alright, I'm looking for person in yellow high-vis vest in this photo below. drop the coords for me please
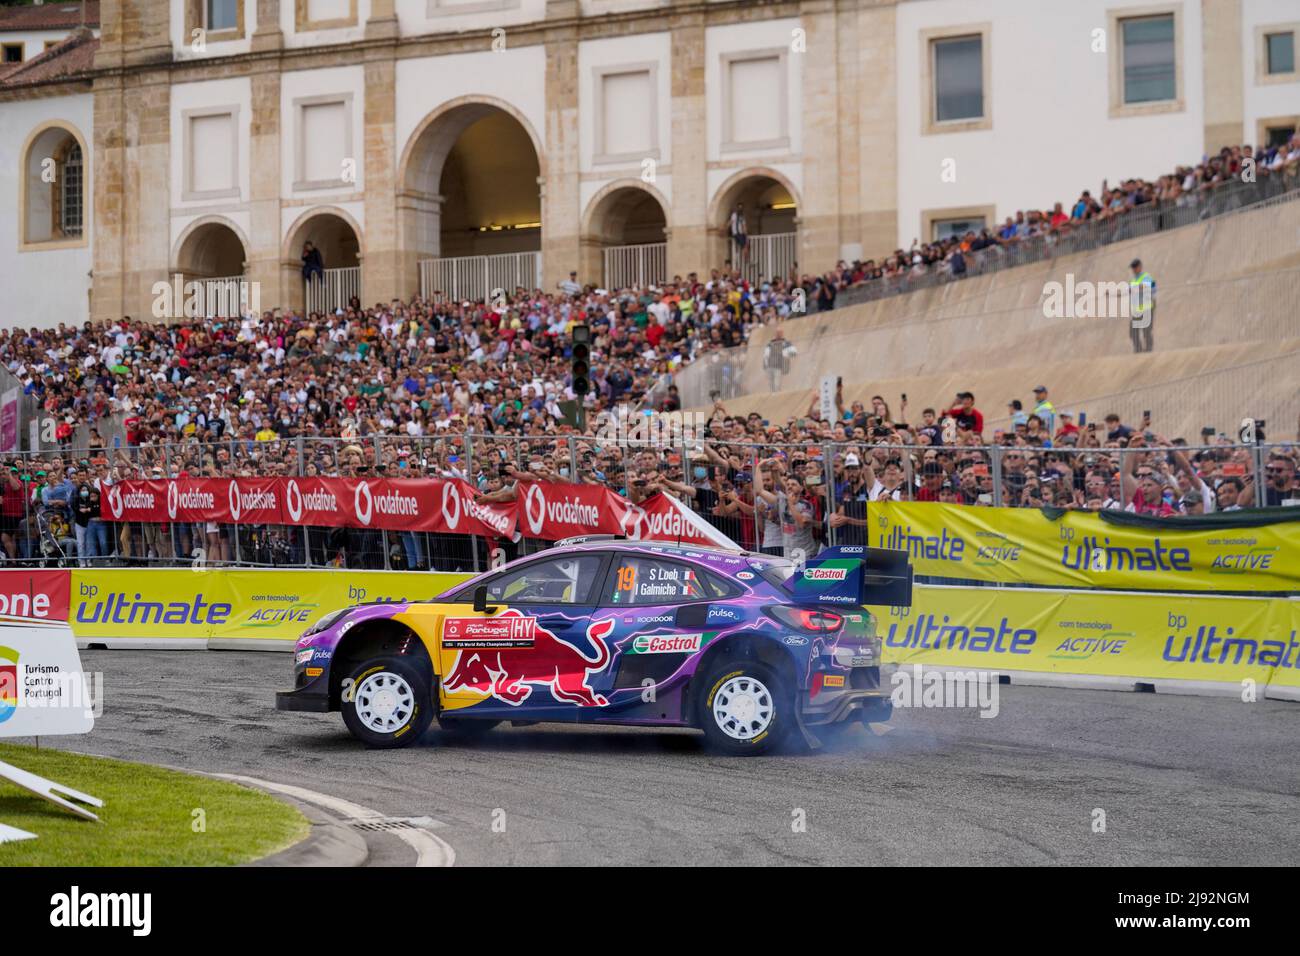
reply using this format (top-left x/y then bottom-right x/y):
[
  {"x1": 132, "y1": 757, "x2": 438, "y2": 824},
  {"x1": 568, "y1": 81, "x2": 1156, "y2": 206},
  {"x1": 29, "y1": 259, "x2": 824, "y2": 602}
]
[{"x1": 1128, "y1": 258, "x2": 1156, "y2": 353}]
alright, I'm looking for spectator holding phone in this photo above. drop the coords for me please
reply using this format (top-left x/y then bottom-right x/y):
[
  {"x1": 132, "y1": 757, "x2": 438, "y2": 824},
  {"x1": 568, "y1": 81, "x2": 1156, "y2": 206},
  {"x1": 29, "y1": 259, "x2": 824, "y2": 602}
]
[
  {"x1": 753, "y1": 464, "x2": 817, "y2": 560},
  {"x1": 945, "y1": 392, "x2": 984, "y2": 437}
]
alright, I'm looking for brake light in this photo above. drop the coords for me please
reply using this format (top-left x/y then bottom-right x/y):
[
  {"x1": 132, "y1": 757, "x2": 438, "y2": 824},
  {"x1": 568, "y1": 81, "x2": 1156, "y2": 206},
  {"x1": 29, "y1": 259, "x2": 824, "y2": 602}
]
[{"x1": 767, "y1": 605, "x2": 844, "y2": 633}]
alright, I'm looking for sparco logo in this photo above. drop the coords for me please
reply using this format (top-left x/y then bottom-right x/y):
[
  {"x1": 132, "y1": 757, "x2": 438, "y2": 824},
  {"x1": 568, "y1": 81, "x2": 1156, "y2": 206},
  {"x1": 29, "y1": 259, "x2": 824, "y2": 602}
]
[
  {"x1": 441, "y1": 481, "x2": 461, "y2": 530},
  {"x1": 522, "y1": 484, "x2": 600, "y2": 536},
  {"x1": 803, "y1": 567, "x2": 848, "y2": 581}
]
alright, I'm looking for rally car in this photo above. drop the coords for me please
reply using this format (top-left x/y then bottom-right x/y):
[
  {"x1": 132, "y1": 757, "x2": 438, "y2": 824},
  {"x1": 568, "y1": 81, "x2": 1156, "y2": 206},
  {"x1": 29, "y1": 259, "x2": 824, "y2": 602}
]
[{"x1": 276, "y1": 538, "x2": 913, "y2": 755}]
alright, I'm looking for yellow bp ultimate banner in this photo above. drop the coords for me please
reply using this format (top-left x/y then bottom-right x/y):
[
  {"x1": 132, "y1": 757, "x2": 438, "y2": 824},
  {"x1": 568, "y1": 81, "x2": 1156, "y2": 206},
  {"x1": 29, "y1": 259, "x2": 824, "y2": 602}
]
[
  {"x1": 867, "y1": 586, "x2": 1300, "y2": 691},
  {"x1": 68, "y1": 569, "x2": 471, "y2": 642},
  {"x1": 867, "y1": 501, "x2": 1300, "y2": 592}
]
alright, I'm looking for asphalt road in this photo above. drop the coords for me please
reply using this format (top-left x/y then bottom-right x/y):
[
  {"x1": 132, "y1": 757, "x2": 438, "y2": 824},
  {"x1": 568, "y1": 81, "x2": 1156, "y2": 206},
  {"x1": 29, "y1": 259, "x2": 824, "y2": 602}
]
[{"x1": 38, "y1": 649, "x2": 1300, "y2": 866}]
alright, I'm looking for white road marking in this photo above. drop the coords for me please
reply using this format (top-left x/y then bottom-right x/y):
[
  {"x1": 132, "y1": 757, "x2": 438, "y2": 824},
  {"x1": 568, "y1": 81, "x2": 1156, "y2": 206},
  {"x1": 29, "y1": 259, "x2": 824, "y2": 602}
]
[{"x1": 215, "y1": 773, "x2": 456, "y2": 867}]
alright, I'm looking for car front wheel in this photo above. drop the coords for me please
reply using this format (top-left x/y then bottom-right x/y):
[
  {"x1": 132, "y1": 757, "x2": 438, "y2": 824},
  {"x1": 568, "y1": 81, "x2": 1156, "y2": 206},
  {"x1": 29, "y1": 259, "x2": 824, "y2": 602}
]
[
  {"x1": 341, "y1": 656, "x2": 432, "y2": 749},
  {"x1": 697, "y1": 660, "x2": 793, "y2": 756}
]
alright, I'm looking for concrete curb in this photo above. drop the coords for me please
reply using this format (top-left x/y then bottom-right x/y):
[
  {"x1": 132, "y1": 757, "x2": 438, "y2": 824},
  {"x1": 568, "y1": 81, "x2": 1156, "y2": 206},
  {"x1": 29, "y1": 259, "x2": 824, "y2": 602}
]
[
  {"x1": 182, "y1": 769, "x2": 369, "y2": 868},
  {"x1": 248, "y1": 795, "x2": 368, "y2": 868}
]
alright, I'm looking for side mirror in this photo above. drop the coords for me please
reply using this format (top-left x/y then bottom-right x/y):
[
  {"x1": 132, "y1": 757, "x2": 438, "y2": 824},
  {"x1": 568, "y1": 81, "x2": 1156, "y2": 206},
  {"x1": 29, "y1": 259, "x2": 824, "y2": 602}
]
[{"x1": 472, "y1": 585, "x2": 498, "y2": 614}]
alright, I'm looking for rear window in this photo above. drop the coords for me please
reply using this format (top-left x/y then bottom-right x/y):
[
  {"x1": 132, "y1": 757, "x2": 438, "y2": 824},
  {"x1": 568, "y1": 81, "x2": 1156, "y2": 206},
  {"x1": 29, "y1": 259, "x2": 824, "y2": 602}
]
[{"x1": 757, "y1": 559, "x2": 795, "y2": 589}]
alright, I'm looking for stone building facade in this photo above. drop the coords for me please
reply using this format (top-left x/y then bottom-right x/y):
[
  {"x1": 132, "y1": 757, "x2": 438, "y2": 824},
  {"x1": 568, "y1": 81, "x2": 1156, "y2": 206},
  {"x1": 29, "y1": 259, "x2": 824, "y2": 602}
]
[{"x1": 1, "y1": 0, "x2": 1296, "y2": 325}]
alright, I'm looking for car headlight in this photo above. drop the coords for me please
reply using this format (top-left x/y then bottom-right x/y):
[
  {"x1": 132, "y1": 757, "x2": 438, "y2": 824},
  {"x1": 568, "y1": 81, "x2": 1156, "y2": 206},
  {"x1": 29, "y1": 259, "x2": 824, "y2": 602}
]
[{"x1": 305, "y1": 607, "x2": 350, "y2": 637}]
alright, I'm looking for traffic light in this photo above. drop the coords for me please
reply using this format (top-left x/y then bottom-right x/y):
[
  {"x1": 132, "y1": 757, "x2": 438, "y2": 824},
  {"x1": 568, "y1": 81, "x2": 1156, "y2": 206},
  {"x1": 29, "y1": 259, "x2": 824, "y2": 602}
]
[{"x1": 571, "y1": 323, "x2": 591, "y2": 397}]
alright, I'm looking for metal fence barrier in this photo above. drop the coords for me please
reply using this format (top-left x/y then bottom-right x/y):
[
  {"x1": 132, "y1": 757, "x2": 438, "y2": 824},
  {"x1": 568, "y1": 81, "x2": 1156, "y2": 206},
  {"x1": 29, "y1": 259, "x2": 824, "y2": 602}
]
[{"x1": 1, "y1": 435, "x2": 1294, "y2": 572}]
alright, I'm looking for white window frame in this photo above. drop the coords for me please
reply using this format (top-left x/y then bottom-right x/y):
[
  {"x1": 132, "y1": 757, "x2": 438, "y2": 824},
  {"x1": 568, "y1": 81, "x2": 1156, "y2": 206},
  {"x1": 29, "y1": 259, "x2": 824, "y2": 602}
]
[
  {"x1": 425, "y1": 0, "x2": 520, "y2": 17},
  {"x1": 293, "y1": 93, "x2": 356, "y2": 192},
  {"x1": 920, "y1": 24, "x2": 992, "y2": 135},
  {"x1": 1108, "y1": 4, "x2": 1184, "y2": 118},
  {"x1": 1255, "y1": 23, "x2": 1299, "y2": 85},
  {"x1": 182, "y1": 105, "x2": 242, "y2": 202},
  {"x1": 720, "y1": 48, "x2": 790, "y2": 153},
  {"x1": 592, "y1": 62, "x2": 660, "y2": 166}
]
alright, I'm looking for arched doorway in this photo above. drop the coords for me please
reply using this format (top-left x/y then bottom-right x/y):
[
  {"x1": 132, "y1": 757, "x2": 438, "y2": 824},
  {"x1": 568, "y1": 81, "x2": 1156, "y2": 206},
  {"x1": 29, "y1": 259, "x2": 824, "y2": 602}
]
[
  {"x1": 710, "y1": 171, "x2": 799, "y2": 283},
  {"x1": 400, "y1": 100, "x2": 542, "y2": 302},
  {"x1": 20, "y1": 123, "x2": 88, "y2": 246},
  {"x1": 285, "y1": 209, "x2": 362, "y2": 315},
  {"x1": 176, "y1": 221, "x2": 246, "y2": 278},
  {"x1": 582, "y1": 183, "x2": 669, "y2": 289},
  {"x1": 174, "y1": 219, "x2": 250, "y2": 318}
]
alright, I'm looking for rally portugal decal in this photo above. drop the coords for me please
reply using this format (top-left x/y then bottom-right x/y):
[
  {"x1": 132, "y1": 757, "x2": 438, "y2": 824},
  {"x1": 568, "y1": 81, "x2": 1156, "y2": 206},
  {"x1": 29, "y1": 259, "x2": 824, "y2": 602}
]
[
  {"x1": 444, "y1": 616, "x2": 539, "y2": 649},
  {"x1": 442, "y1": 612, "x2": 615, "y2": 707}
]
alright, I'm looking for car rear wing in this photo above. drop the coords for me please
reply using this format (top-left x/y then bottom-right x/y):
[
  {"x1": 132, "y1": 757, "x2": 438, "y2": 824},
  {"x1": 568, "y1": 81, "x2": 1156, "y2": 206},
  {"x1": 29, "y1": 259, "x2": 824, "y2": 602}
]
[{"x1": 780, "y1": 546, "x2": 913, "y2": 608}]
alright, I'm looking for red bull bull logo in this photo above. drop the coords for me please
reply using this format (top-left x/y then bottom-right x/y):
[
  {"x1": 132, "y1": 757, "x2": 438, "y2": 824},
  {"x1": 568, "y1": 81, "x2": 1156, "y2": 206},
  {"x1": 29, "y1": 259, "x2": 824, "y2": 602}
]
[{"x1": 442, "y1": 612, "x2": 614, "y2": 707}]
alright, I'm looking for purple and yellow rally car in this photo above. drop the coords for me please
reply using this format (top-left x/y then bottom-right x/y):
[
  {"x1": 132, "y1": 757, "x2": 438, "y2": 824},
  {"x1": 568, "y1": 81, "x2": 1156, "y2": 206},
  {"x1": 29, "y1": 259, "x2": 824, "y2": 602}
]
[{"x1": 276, "y1": 538, "x2": 912, "y2": 755}]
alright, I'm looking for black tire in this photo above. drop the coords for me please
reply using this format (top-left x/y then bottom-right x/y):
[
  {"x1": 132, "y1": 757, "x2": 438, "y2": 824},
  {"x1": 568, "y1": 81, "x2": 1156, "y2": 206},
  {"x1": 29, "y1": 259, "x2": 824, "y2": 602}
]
[
  {"x1": 696, "y1": 659, "x2": 794, "y2": 756},
  {"x1": 437, "y1": 715, "x2": 502, "y2": 737},
  {"x1": 341, "y1": 656, "x2": 432, "y2": 749}
]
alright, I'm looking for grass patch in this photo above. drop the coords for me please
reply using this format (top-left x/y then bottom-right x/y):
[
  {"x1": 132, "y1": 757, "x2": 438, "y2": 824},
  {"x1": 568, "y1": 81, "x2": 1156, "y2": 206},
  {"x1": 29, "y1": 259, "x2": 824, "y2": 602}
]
[{"x1": 0, "y1": 743, "x2": 309, "y2": 866}]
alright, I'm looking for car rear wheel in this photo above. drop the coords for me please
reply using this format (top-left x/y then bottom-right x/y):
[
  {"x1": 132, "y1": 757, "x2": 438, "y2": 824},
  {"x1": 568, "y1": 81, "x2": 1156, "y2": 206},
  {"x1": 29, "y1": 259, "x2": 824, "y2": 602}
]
[
  {"x1": 697, "y1": 660, "x2": 793, "y2": 756},
  {"x1": 341, "y1": 656, "x2": 432, "y2": 749}
]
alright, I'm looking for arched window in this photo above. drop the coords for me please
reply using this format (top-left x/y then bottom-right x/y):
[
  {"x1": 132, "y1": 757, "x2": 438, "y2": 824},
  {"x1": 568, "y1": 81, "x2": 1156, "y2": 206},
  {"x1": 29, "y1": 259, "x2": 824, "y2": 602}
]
[
  {"x1": 21, "y1": 123, "x2": 88, "y2": 247},
  {"x1": 59, "y1": 143, "x2": 83, "y2": 238}
]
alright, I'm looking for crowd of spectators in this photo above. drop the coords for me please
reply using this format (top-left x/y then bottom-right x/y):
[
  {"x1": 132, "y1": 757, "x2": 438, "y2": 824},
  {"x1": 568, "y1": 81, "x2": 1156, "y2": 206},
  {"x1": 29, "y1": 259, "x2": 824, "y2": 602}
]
[
  {"x1": 0, "y1": 268, "x2": 818, "y2": 460},
  {"x1": 0, "y1": 379, "x2": 1295, "y2": 569},
  {"x1": 799, "y1": 137, "x2": 1300, "y2": 309},
  {"x1": 1, "y1": 138, "x2": 1297, "y2": 569}
]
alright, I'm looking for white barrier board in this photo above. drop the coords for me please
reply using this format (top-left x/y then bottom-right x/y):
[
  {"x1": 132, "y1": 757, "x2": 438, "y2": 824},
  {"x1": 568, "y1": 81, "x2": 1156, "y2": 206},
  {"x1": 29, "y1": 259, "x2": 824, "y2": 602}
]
[{"x1": 0, "y1": 615, "x2": 95, "y2": 738}]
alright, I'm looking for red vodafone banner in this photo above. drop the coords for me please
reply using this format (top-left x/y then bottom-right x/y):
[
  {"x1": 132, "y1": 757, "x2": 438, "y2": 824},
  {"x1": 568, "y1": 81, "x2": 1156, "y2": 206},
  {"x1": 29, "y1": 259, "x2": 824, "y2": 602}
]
[
  {"x1": 617, "y1": 492, "x2": 739, "y2": 549},
  {"x1": 0, "y1": 569, "x2": 71, "y2": 620},
  {"x1": 513, "y1": 480, "x2": 626, "y2": 541},
  {"x1": 101, "y1": 478, "x2": 281, "y2": 525},
  {"x1": 99, "y1": 477, "x2": 739, "y2": 549},
  {"x1": 224, "y1": 477, "x2": 283, "y2": 525},
  {"x1": 443, "y1": 481, "x2": 516, "y2": 540},
  {"x1": 101, "y1": 477, "x2": 514, "y2": 538}
]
